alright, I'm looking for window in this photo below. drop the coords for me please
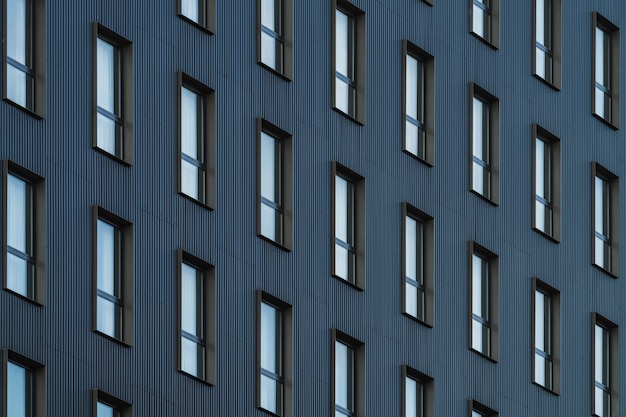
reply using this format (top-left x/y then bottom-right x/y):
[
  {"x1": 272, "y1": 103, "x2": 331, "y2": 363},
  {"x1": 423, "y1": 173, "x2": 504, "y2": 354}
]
[
  {"x1": 470, "y1": 400, "x2": 497, "y2": 417},
  {"x1": 3, "y1": 161, "x2": 46, "y2": 304},
  {"x1": 3, "y1": 0, "x2": 45, "y2": 116},
  {"x1": 593, "y1": 13, "x2": 620, "y2": 129},
  {"x1": 469, "y1": 242, "x2": 498, "y2": 361},
  {"x1": 94, "y1": 206, "x2": 133, "y2": 344},
  {"x1": 470, "y1": 83, "x2": 499, "y2": 204},
  {"x1": 257, "y1": 291, "x2": 293, "y2": 417},
  {"x1": 469, "y1": 0, "x2": 499, "y2": 48},
  {"x1": 257, "y1": 119, "x2": 293, "y2": 250},
  {"x1": 403, "y1": 203, "x2": 433, "y2": 326},
  {"x1": 332, "y1": 330, "x2": 364, "y2": 417},
  {"x1": 533, "y1": 125, "x2": 560, "y2": 241},
  {"x1": 3, "y1": 350, "x2": 45, "y2": 417},
  {"x1": 178, "y1": 72, "x2": 215, "y2": 208},
  {"x1": 533, "y1": 0, "x2": 561, "y2": 88},
  {"x1": 93, "y1": 390, "x2": 131, "y2": 417},
  {"x1": 403, "y1": 366, "x2": 433, "y2": 417},
  {"x1": 532, "y1": 278, "x2": 560, "y2": 394},
  {"x1": 94, "y1": 24, "x2": 133, "y2": 163},
  {"x1": 178, "y1": 250, "x2": 215, "y2": 384},
  {"x1": 178, "y1": 0, "x2": 215, "y2": 33},
  {"x1": 403, "y1": 40, "x2": 434, "y2": 164},
  {"x1": 258, "y1": 0, "x2": 293, "y2": 79},
  {"x1": 332, "y1": 162, "x2": 365, "y2": 289},
  {"x1": 592, "y1": 163, "x2": 619, "y2": 276},
  {"x1": 333, "y1": 0, "x2": 366, "y2": 124},
  {"x1": 592, "y1": 314, "x2": 618, "y2": 417}
]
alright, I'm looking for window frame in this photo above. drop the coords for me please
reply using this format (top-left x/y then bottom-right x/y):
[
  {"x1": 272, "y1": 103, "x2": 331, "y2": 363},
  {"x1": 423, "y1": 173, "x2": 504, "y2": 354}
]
[
  {"x1": 257, "y1": 0, "x2": 293, "y2": 80},
  {"x1": 2, "y1": 160, "x2": 46, "y2": 305},
  {"x1": 93, "y1": 23, "x2": 134, "y2": 165},
  {"x1": 532, "y1": 124, "x2": 561, "y2": 242},
  {"x1": 402, "y1": 40, "x2": 435, "y2": 165},
  {"x1": 469, "y1": 399, "x2": 498, "y2": 417},
  {"x1": 402, "y1": 366, "x2": 434, "y2": 417},
  {"x1": 177, "y1": 0, "x2": 216, "y2": 34},
  {"x1": 402, "y1": 203, "x2": 434, "y2": 327},
  {"x1": 468, "y1": 241, "x2": 499, "y2": 362},
  {"x1": 177, "y1": 71, "x2": 216, "y2": 209},
  {"x1": 331, "y1": 329, "x2": 365, "y2": 417},
  {"x1": 591, "y1": 162, "x2": 619, "y2": 277},
  {"x1": 331, "y1": 161, "x2": 366, "y2": 290},
  {"x1": 92, "y1": 206, "x2": 134, "y2": 346},
  {"x1": 469, "y1": 0, "x2": 500, "y2": 49},
  {"x1": 592, "y1": 13, "x2": 620, "y2": 130},
  {"x1": 532, "y1": 0, "x2": 562, "y2": 89},
  {"x1": 1, "y1": 0, "x2": 46, "y2": 117},
  {"x1": 591, "y1": 313, "x2": 619, "y2": 417},
  {"x1": 469, "y1": 83, "x2": 500, "y2": 205},
  {"x1": 2, "y1": 349, "x2": 45, "y2": 417},
  {"x1": 531, "y1": 278, "x2": 560, "y2": 395},
  {"x1": 92, "y1": 389, "x2": 131, "y2": 417},
  {"x1": 256, "y1": 118, "x2": 293, "y2": 251},
  {"x1": 177, "y1": 250, "x2": 215, "y2": 385},
  {"x1": 332, "y1": 0, "x2": 366, "y2": 125},
  {"x1": 256, "y1": 290, "x2": 293, "y2": 417}
]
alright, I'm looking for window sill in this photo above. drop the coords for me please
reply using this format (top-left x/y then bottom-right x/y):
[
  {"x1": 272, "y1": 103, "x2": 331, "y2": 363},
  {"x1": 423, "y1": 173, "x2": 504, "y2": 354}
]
[
  {"x1": 592, "y1": 263, "x2": 618, "y2": 279},
  {"x1": 177, "y1": 369, "x2": 214, "y2": 386},
  {"x1": 420, "y1": 0, "x2": 434, "y2": 6},
  {"x1": 2, "y1": 97, "x2": 44, "y2": 119},
  {"x1": 178, "y1": 191, "x2": 214, "y2": 211},
  {"x1": 257, "y1": 406, "x2": 283, "y2": 417},
  {"x1": 331, "y1": 106, "x2": 365, "y2": 126},
  {"x1": 532, "y1": 73, "x2": 561, "y2": 91},
  {"x1": 257, "y1": 233, "x2": 292, "y2": 252},
  {"x1": 93, "y1": 146, "x2": 132, "y2": 166},
  {"x1": 2, "y1": 287, "x2": 45, "y2": 306},
  {"x1": 532, "y1": 381, "x2": 560, "y2": 396},
  {"x1": 331, "y1": 274, "x2": 364, "y2": 291},
  {"x1": 258, "y1": 62, "x2": 292, "y2": 82},
  {"x1": 469, "y1": 31, "x2": 499, "y2": 50},
  {"x1": 532, "y1": 227, "x2": 560, "y2": 243},
  {"x1": 93, "y1": 330, "x2": 132, "y2": 347},
  {"x1": 177, "y1": 14, "x2": 214, "y2": 35},
  {"x1": 592, "y1": 113, "x2": 619, "y2": 131},
  {"x1": 403, "y1": 149, "x2": 434, "y2": 167},
  {"x1": 469, "y1": 189, "x2": 498, "y2": 206},
  {"x1": 402, "y1": 312, "x2": 433, "y2": 328},
  {"x1": 469, "y1": 347, "x2": 498, "y2": 363}
]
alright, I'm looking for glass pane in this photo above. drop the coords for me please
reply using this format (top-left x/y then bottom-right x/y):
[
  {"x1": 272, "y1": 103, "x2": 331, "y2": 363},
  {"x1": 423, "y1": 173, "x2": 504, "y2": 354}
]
[
  {"x1": 405, "y1": 377, "x2": 417, "y2": 417},
  {"x1": 405, "y1": 216, "x2": 417, "y2": 281},
  {"x1": 405, "y1": 281, "x2": 418, "y2": 317},
  {"x1": 181, "y1": 0, "x2": 199, "y2": 23},
  {"x1": 261, "y1": 203, "x2": 283, "y2": 242},
  {"x1": 535, "y1": 291, "x2": 545, "y2": 350},
  {"x1": 335, "y1": 176, "x2": 351, "y2": 243},
  {"x1": 536, "y1": 0, "x2": 545, "y2": 45},
  {"x1": 261, "y1": 302, "x2": 282, "y2": 374},
  {"x1": 335, "y1": 78, "x2": 354, "y2": 115},
  {"x1": 261, "y1": 0, "x2": 276, "y2": 30},
  {"x1": 261, "y1": 32, "x2": 284, "y2": 71},
  {"x1": 535, "y1": 139, "x2": 546, "y2": 199},
  {"x1": 334, "y1": 243, "x2": 355, "y2": 281},
  {"x1": 595, "y1": 28, "x2": 607, "y2": 88},
  {"x1": 7, "y1": 252, "x2": 34, "y2": 298},
  {"x1": 97, "y1": 39, "x2": 117, "y2": 114},
  {"x1": 97, "y1": 295, "x2": 122, "y2": 338},
  {"x1": 595, "y1": 386, "x2": 610, "y2": 417},
  {"x1": 181, "y1": 263, "x2": 203, "y2": 337},
  {"x1": 7, "y1": 362, "x2": 30, "y2": 417},
  {"x1": 97, "y1": 219, "x2": 118, "y2": 296},
  {"x1": 181, "y1": 159, "x2": 200, "y2": 200},
  {"x1": 7, "y1": 174, "x2": 31, "y2": 254},
  {"x1": 97, "y1": 113, "x2": 119, "y2": 155},
  {"x1": 97, "y1": 402, "x2": 114, "y2": 417},
  {"x1": 472, "y1": 5, "x2": 490, "y2": 40},
  {"x1": 406, "y1": 55, "x2": 418, "y2": 119},
  {"x1": 335, "y1": 341, "x2": 353, "y2": 411},
  {"x1": 595, "y1": 325, "x2": 609, "y2": 385},
  {"x1": 260, "y1": 374, "x2": 283, "y2": 414},
  {"x1": 535, "y1": 201, "x2": 553, "y2": 235},
  {"x1": 472, "y1": 412, "x2": 483, "y2": 417},
  {"x1": 595, "y1": 177, "x2": 608, "y2": 235},
  {"x1": 472, "y1": 98, "x2": 487, "y2": 161},
  {"x1": 181, "y1": 337, "x2": 205, "y2": 378},
  {"x1": 335, "y1": 10, "x2": 350, "y2": 77},
  {"x1": 261, "y1": 132, "x2": 280, "y2": 204},
  {"x1": 7, "y1": 0, "x2": 29, "y2": 65},
  {"x1": 535, "y1": 352, "x2": 546, "y2": 386},
  {"x1": 472, "y1": 163, "x2": 490, "y2": 196},
  {"x1": 6, "y1": 65, "x2": 34, "y2": 108},
  {"x1": 181, "y1": 87, "x2": 200, "y2": 160},
  {"x1": 472, "y1": 319, "x2": 490, "y2": 354},
  {"x1": 405, "y1": 120, "x2": 419, "y2": 156},
  {"x1": 471, "y1": 255, "x2": 488, "y2": 318}
]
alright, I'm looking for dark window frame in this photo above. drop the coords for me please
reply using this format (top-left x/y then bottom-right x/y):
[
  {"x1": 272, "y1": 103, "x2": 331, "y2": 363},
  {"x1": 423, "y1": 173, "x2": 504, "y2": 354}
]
[
  {"x1": 331, "y1": 329, "x2": 365, "y2": 417},
  {"x1": 257, "y1": 0, "x2": 293, "y2": 80},
  {"x1": 2, "y1": 349, "x2": 46, "y2": 417},
  {"x1": 532, "y1": 0, "x2": 562, "y2": 90},
  {"x1": 591, "y1": 162, "x2": 619, "y2": 278},
  {"x1": 531, "y1": 277, "x2": 561, "y2": 395},
  {"x1": 2, "y1": 160, "x2": 46, "y2": 305},
  {"x1": 469, "y1": 0, "x2": 500, "y2": 49},
  {"x1": 177, "y1": 0, "x2": 216, "y2": 34},
  {"x1": 469, "y1": 399, "x2": 498, "y2": 417},
  {"x1": 592, "y1": 13, "x2": 620, "y2": 130},
  {"x1": 92, "y1": 389, "x2": 132, "y2": 417},
  {"x1": 402, "y1": 366, "x2": 434, "y2": 417},
  {"x1": 532, "y1": 124, "x2": 561, "y2": 242},
  {"x1": 591, "y1": 313, "x2": 619, "y2": 417}
]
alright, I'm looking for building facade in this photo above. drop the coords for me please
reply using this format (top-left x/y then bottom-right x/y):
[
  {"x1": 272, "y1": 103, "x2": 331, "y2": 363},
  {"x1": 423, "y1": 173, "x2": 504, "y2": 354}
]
[{"x1": 1, "y1": 0, "x2": 626, "y2": 416}]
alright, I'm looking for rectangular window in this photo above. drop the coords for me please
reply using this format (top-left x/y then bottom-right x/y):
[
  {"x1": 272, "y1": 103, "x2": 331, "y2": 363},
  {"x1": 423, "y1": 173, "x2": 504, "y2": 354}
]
[
  {"x1": 333, "y1": 0, "x2": 366, "y2": 124},
  {"x1": 178, "y1": 0, "x2": 215, "y2": 33},
  {"x1": 533, "y1": 278, "x2": 560, "y2": 394},
  {"x1": 533, "y1": 0, "x2": 561, "y2": 88},
  {"x1": 470, "y1": 83, "x2": 499, "y2": 204},
  {"x1": 3, "y1": 0, "x2": 45, "y2": 116},
  {"x1": 469, "y1": 242, "x2": 498, "y2": 361},
  {"x1": 469, "y1": 0, "x2": 499, "y2": 48},
  {"x1": 403, "y1": 40, "x2": 434, "y2": 164},
  {"x1": 94, "y1": 24, "x2": 133, "y2": 163},
  {"x1": 178, "y1": 251, "x2": 215, "y2": 384},
  {"x1": 593, "y1": 13, "x2": 620, "y2": 128},
  {"x1": 592, "y1": 163, "x2": 619, "y2": 276},
  {"x1": 178, "y1": 72, "x2": 215, "y2": 208},
  {"x1": 332, "y1": 330, "x2": 364, "y2": 417},
  {"x1": 533, "y1": 125, "x2": 560, "y2": 241},
  {"x1": 592, "y1": 314, "x2": 618, "y2": 417},
  {"x1": 403, "y1": 203, "x2": 433, "y2": 326},
  {"x1": 93, "y1": 207, "x2": 133, "y2": 345},
  {"x1": 257, "y1": 291, "x2": 292, "y2": 417},
  {"x1": 257, "y1": 119, "x2": 293, "y2": 250},
  {"x1": 3, "y1": 161, "x2": 45, "y2": 304},
  {"x1": 258, "y1": 0, "x2": 293, "y2": 79},
  {"x1": 3, "y1": 350, "x2": 45, "y2": 417},
  {"x1": 470, "y1": 400, "x2": 497, "y2": 417},
  {"x1": 93, "y1": 390, "x2": 131, "y2": 417},
  {"x1": 332, "y1": 162, "x2": 365, "y2": 289},
  {"x1": 403, "y1": 367, "x2": 433, "y2": 417}
]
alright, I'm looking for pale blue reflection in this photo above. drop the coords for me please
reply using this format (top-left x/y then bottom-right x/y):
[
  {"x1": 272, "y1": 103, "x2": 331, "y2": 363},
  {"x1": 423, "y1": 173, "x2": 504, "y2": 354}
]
[
  {"x1": 335, "y1": 10, "x2": 349, "y2": 76},
  {"x1": 535, "y1": 291, "x2": 545, "y2": 350},
  {"x1": 261, "y1": 32, "x2": 278, "y2": 69},
  {"x1": 8, "y1": 362, "x2": 28, "y2": 417},
  {"x1": 181, "y1": 263, "x2": 199, "y2": 336},
  {"x1": 536, "y1": 0, "x2": 545, "y2": 45},
  {"x1": 181, "y1": 0, "x2": 199, "y2": 23},
  {"x1": 181, "y1": 336, "x2": 204, "y2": 377},
  {"x1": 181, "y1": 159, "x2": 199, "y2": 199},
  {"x1": 472, "y1": 411, "x2": 482, "y2": 417},
  {"x1": 405, "y1": 282, "x2": 418, "y2": 317},
  {"x1": 335, "y1": 176, "x2": 348, "y2": 241},
  {"x1": 472, "y1": 98, "x2": 485, "y2": 160},
  {"x1": 181, "y1": 87, "x2": 199, "y2": 159},
  {"x1": 260, "y1": 374, "x2": 281, "y2": 413},
  {"x1": 471, "y1": 255, "x2": 484, "y2": 317},
  {"x1": 7, "y1": 0, "x2": 27, "y2": 64},
  {"x1": 595, "y1": 325, "x2": 609, "y2": 385},
  {"x1": 97, "y1": 401, "x2": 114, "y2": 417},
  {"x1": 7, "y1": 174, "x2": 28, "y2": 252},
  {"x1": 405, "y1": 121, "x2": 419, "y2": 155},
  {"x1": 97, "y1": 113, "x2": 117, "y2": 154},
  {"x1": 405, "y1": 216, "x2": 417, "y2": 281},
  {"x1": 7, "y1": 65, "x2": 29, "y2": 107},
  {"x1": 535, "y1": 353, "x2": 546, "y2": 386},
  {"x1": 595, "y1": 386, "x2": 610, "y2": 417},
  {"x1": 595, "y1": 88, "x2": 608, "y2": 119},
  {"x1": 335, "y1": 244, "x2": 349, "y2": 280},
  {"x1": 261, "y1": 204, "x2": 279, "y2": 241},
  {"x1": 97, "y1": 296, "x2": 119, "y2": 337},
  {"x1": 260, "y1": 302, "x2": 278, "y2": 372},
  {"x1": 405, "y1": 377, "x2": 417, "y2": 417},
  {"x1": 261, "y1": 133, "x2": 277, "y2": 202},
  {"x1": 595, "y1": 177, "x2": 609, "y2": 235},
  {"x1": 595, "y1": 28, "x2": 606, "y2": 87},
  {"x1": 472, "y1": 4, "x2": 485, "y2": 38},
  {"x1": 261, "y1": 0, "x2": 276, "y2": 31},
  {"x1": 7, "y1": 253, "x2": 29, "y2": 295},
  {"x1": 536, "y1": 48, "x2": 546, "y2": 79},
  {"x1": 535, "y1": 139, "x2": 545, "y2": 199},
  {"x1": 97, "y1": 39, "x2": 116, "y2": 113},
  {"x1": 97, "y1": 220, "x2": 116, "y2": 295},
  {"x1": 335, "y1": 341, "x2": 353, "y2": 410},
  {"x1": 406, "y1": 55, "x2": 418, "y2": 119},
  {"x1": 335, "y1": 78, "x2": 351, "y2": 114}
]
